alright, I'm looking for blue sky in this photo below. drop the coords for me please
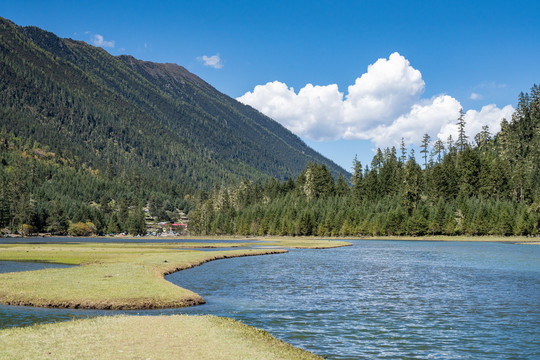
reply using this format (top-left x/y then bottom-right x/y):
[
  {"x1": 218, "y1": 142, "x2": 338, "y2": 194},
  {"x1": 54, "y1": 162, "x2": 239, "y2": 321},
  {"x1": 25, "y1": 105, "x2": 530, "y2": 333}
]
[{"x1": 2, "y1": 1, "x2": 539, "y2": 172}]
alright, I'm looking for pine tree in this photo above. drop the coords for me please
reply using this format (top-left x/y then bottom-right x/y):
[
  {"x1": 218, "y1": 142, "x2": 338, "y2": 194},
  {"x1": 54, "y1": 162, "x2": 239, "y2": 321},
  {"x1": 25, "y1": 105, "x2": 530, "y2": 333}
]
[
  {"x1": 46, "y1": 199, "x2": 69, "y2": 234},
  {"x1": 420, "y1": 133, "x2": 431, "y2": 168},
  {"x1": 352, "y1": 156, "x2": 363, "y2": 201},
  {"x1": 402, "y1": 155, "x2": 422, "y2": 213},
  {"x1": 457, "y1": 108, "x2": 468, "y2": 151},
  {"x1": 335, "y1": 174, "x2": 350, "y2": 197},
  {"x1": 447, "y1": 134, "x2": 456, "y2": 155},
  {"x1": 474, "y1": 125, "x2": 491, "y2": 147},
  {"x1": 400, "y1": 138, "x2": 407, "y2": 165},
  {"x1": 432, "y1": 139, "x2": 445, "y2": 163},
  {"x1": 457, "y1": 147, "x2": 480, "y2": 197},
  {"x1": 371, "y1": 148, "x2": 384, "y2": 172},
  {"x1": 352, "y1": 156, "x2": 363, "y2": 185}
]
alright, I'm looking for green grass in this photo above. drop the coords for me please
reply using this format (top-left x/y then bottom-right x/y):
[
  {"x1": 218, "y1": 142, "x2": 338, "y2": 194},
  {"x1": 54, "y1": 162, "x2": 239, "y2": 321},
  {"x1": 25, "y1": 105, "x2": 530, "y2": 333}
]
[
  {"x1": 0, "y1": 239, "x2": 344, "y2": 358},
  {"x1": 0, "y1": 238, "x2": 349, "y2": 309},
  {"x1": 242, "y1": 236, "x2": 352, "y2": 248},
  {"x1": 0, "y1": 244, "x2": 285, "y2": 309},
  {"x1": 0, "y1": 315, "x2": 322, "y2": 359}
]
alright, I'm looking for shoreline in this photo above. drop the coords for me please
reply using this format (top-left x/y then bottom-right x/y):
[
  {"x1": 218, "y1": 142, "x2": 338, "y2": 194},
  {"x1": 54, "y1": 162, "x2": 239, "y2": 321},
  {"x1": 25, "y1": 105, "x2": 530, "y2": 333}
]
[
  {"x1": 1, "y1": 237, "x2": 535, "y2": 359},
  {"x1": 0, "y1": 248, "x2": 288, "y2": 310},
  {"x1": 0, "y1": 238, "x2": 348, "y2": 310},
  {"x1": 0, "y1": 235, "x2": 535, "y2": 310},
  {"x1": 0, "y1": 240, "x2": 341, "y2": 358},
  {"x1": 2, "y1": 233, "x2": 538, "y2": 243}
]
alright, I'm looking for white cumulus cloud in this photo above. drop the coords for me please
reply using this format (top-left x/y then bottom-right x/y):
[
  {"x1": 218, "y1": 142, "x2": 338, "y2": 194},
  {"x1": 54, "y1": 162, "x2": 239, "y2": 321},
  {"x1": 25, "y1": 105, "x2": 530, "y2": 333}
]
[
  {"x1": 438, "y1": 104, "x2": 515, "y2": 144},
  {"x1": 366, "y1": 95, "x2": 462, "y2": 148},
  {"x1": 238, "y1": 81, "x2": 344, "y2": 141},
  {"x1": 91, "y1": 34, "x2": 115, "y2": 48},
  {"x1": 198, "y1": 54, "x2": 223, "y2": 69},
  {"x1": 237, "y1": 52, "x2": 514, "y2": 148},
  {"x1": 470, "y1": 92, "x2": 482, "y2": 100},
  {"x1": 344, "y1": 52, "x2": 425, "y2": 131}
]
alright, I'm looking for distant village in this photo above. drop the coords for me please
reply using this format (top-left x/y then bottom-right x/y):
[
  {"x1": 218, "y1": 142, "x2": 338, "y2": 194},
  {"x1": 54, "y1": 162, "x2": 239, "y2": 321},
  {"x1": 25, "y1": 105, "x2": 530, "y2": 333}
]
[
  {"x1": 111, "y1": 208, "x2": 189, "y2": 238},
  {"x1": 143, "y1": 209, "x2": 189, "y2": 237}
]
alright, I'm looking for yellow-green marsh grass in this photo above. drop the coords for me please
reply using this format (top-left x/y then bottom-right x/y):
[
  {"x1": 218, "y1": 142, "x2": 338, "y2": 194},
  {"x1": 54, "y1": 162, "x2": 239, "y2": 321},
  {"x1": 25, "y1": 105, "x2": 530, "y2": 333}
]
[
  {"x1": 0, "y1": 238, "x2": 350, "y2": 309},
  {"x1": 143, "y1": 236, "x2": 352, "y2": 248},
  {"x1": 0, "y1": 315, "x2": 322, "y2": 360},
  {"x1": 243, "y1": 236, "x2": 352, "y2": 248},
  {"x1": 0, "y1": 243, "x2": 288, "y2": 309},
  {"x1": 117, "y1": 235, "x2": 353, "y2": 248}
]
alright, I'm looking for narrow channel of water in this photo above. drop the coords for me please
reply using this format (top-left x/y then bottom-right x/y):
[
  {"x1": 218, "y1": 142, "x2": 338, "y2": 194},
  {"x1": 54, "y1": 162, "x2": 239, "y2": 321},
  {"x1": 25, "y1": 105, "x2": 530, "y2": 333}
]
[
  {"x1": 0, "y1": 240, "x2": 538, "y2": 359},
  {"x1": 0, "y1": 261, "x2": 74, "y2": 274}
]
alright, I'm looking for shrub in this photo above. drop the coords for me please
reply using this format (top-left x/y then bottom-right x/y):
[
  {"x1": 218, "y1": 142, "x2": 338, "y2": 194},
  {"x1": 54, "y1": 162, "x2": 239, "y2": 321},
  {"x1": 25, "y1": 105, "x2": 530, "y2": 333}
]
[
  {"x1": 68, "y1": 222, "x2": 92, "y2": 236},
  {"x1": 20, "y1": 224, "x2": 37, "y2": 236}
]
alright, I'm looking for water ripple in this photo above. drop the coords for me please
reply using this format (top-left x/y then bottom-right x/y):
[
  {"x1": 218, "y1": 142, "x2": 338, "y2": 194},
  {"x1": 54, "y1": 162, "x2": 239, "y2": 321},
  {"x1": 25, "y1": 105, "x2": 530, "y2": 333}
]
[{"x1": 0, "y1": 241, "x2": 538, "y2": 359}]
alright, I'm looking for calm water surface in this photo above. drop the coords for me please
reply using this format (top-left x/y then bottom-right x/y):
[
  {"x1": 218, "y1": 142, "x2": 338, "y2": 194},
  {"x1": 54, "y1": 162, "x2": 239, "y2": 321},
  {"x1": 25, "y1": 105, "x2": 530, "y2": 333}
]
[
  {"x1": 0, "y1": 261, "x2": 73, "y2": 274},
  {"x1": 1, "y1": 240, "x2": 538, "y2": 359}
]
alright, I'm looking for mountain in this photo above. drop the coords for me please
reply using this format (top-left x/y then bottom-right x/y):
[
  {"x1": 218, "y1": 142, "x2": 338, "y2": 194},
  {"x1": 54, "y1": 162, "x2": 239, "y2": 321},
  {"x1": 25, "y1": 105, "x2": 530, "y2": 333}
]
[{"x1": 0, "y1": 16, "x2": 347, "y2": 197}]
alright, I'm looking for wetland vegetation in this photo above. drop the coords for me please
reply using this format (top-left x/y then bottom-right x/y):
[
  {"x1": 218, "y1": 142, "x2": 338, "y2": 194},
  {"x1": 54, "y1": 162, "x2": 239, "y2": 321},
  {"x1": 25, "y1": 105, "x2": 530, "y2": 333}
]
[
  {"x1": 1, "y1": 239, "x2": 537, "y2": 359},
  {"x1": 0, "y1": 238, "x2": 347, "y2": 309},
  {"x1": 0, "y1": 315, "x2": 322, "y2": 360}
]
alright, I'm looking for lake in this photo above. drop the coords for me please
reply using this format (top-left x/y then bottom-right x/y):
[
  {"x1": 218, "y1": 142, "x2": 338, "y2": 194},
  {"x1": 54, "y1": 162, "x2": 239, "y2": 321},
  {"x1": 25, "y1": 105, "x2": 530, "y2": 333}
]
[{"x1": 1, "y1": 240, "x2": 539, "y2": 359}]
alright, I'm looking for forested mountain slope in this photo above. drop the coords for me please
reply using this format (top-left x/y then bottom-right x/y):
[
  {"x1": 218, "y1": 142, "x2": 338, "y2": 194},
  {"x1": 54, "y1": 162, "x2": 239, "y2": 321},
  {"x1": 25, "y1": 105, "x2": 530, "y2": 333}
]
[
  {"x1": 0, "y1": 17, "x2": 347, "y2": 235},
  {"x1": 0, "y1": 17, "x2": 345, "y2": 193}
]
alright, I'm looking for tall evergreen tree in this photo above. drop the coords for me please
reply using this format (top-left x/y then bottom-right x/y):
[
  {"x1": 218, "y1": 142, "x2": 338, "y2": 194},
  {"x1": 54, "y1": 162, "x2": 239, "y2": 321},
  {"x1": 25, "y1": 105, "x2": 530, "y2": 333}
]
[
  {"x1": 420, "y1": 133, "x2": 431, "y2": 168},
  {"x1": 352, "y1": 157, "x2": 364, "y2": 202},
  {"x1": 402, "y1": 154, "x2": 423, "y2": 213},
  {"x1": 475, "y1": 125, "x2": 491, "y2": 147},
  {"x1": 432, "y1": 139, "x2": 445, "y2": 163},
  {"x1": 457, "y1": 108, "x2": 468, "y2": 151},
  {"x1": 400, "y1": 138, "x2": 407, "y2": 165}
]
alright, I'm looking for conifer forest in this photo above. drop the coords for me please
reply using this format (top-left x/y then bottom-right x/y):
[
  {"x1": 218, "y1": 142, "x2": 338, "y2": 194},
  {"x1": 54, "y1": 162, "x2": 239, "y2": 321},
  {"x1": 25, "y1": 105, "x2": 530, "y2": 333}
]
[{"x1": 188, "y1": 87, "x2": 540, "y2": 237}]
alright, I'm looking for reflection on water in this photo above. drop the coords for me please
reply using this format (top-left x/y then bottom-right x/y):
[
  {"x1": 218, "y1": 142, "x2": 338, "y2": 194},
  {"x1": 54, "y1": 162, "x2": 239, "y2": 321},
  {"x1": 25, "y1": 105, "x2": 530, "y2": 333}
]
[{"x1": 1, "y1": 241, "x2": 539, "y2": 359}]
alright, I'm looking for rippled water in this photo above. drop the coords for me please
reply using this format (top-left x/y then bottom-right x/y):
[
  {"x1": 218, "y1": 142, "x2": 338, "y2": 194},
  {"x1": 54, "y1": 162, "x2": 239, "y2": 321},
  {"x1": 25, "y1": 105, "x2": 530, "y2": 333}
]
[
  {"x1": 168, "y1": 241, "x2": 540, "y2": 359},
  {"x1": 1, "y1": 241, "x2": 539, "y2": 359}
]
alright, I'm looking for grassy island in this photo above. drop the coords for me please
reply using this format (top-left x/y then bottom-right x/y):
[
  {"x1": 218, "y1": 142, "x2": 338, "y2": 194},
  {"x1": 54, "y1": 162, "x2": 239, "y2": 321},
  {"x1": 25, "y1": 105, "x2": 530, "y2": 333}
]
[
  {"x1": 0, "y1": 238, "x2": 349, "y2": 309},
  {"x1": 0, "y1": 315, "x2": 322, "y2": 359}
]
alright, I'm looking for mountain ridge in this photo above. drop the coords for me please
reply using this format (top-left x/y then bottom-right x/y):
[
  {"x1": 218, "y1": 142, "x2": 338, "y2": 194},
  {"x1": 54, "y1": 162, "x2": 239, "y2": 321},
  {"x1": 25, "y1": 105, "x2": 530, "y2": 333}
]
[{"x1": 0, "y1": 16, "x2": 348, "y2": 195}]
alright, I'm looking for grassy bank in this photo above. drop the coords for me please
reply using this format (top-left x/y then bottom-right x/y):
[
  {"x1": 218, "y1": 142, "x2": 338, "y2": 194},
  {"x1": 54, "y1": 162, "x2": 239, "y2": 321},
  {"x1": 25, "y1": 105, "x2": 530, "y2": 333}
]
[
  {"x1": 0, "y1": 315, "x2": 322, "y2": 359},
  {"x1": 0, "y1": 238, "x2": 349, "y2": 309},
  {"x1": 350, "y1": 235, "x2": 540, "y2": 243},
  {"x1": 104, "y1": 234, "x2": 537, "y2": 244}
]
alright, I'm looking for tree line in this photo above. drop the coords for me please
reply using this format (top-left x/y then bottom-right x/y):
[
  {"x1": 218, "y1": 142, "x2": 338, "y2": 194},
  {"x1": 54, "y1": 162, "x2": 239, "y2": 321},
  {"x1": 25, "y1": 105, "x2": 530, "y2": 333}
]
[
  {"x1": 0, "y1": 134, "x2": 190, "y2": 236},
  {"x1": 1, "y1": 85, "x2": 538, "y2": 237},
  {"x1": 188, "y1": 85, "x2": 540, "y2": 237}
]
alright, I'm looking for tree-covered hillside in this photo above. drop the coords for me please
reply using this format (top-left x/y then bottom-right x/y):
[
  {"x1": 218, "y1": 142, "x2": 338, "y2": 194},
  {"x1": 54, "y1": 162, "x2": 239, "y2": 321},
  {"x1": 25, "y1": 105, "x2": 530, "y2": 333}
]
[
  {"x1": 0, "y1": 17, "x2": 345, "y2": 188},
  {"x1": 0, "y1": 17, "x2": 348, "y2": 235},
  {"x1": 189, "y1": 86, "x2": 540, "y2": 236}
]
